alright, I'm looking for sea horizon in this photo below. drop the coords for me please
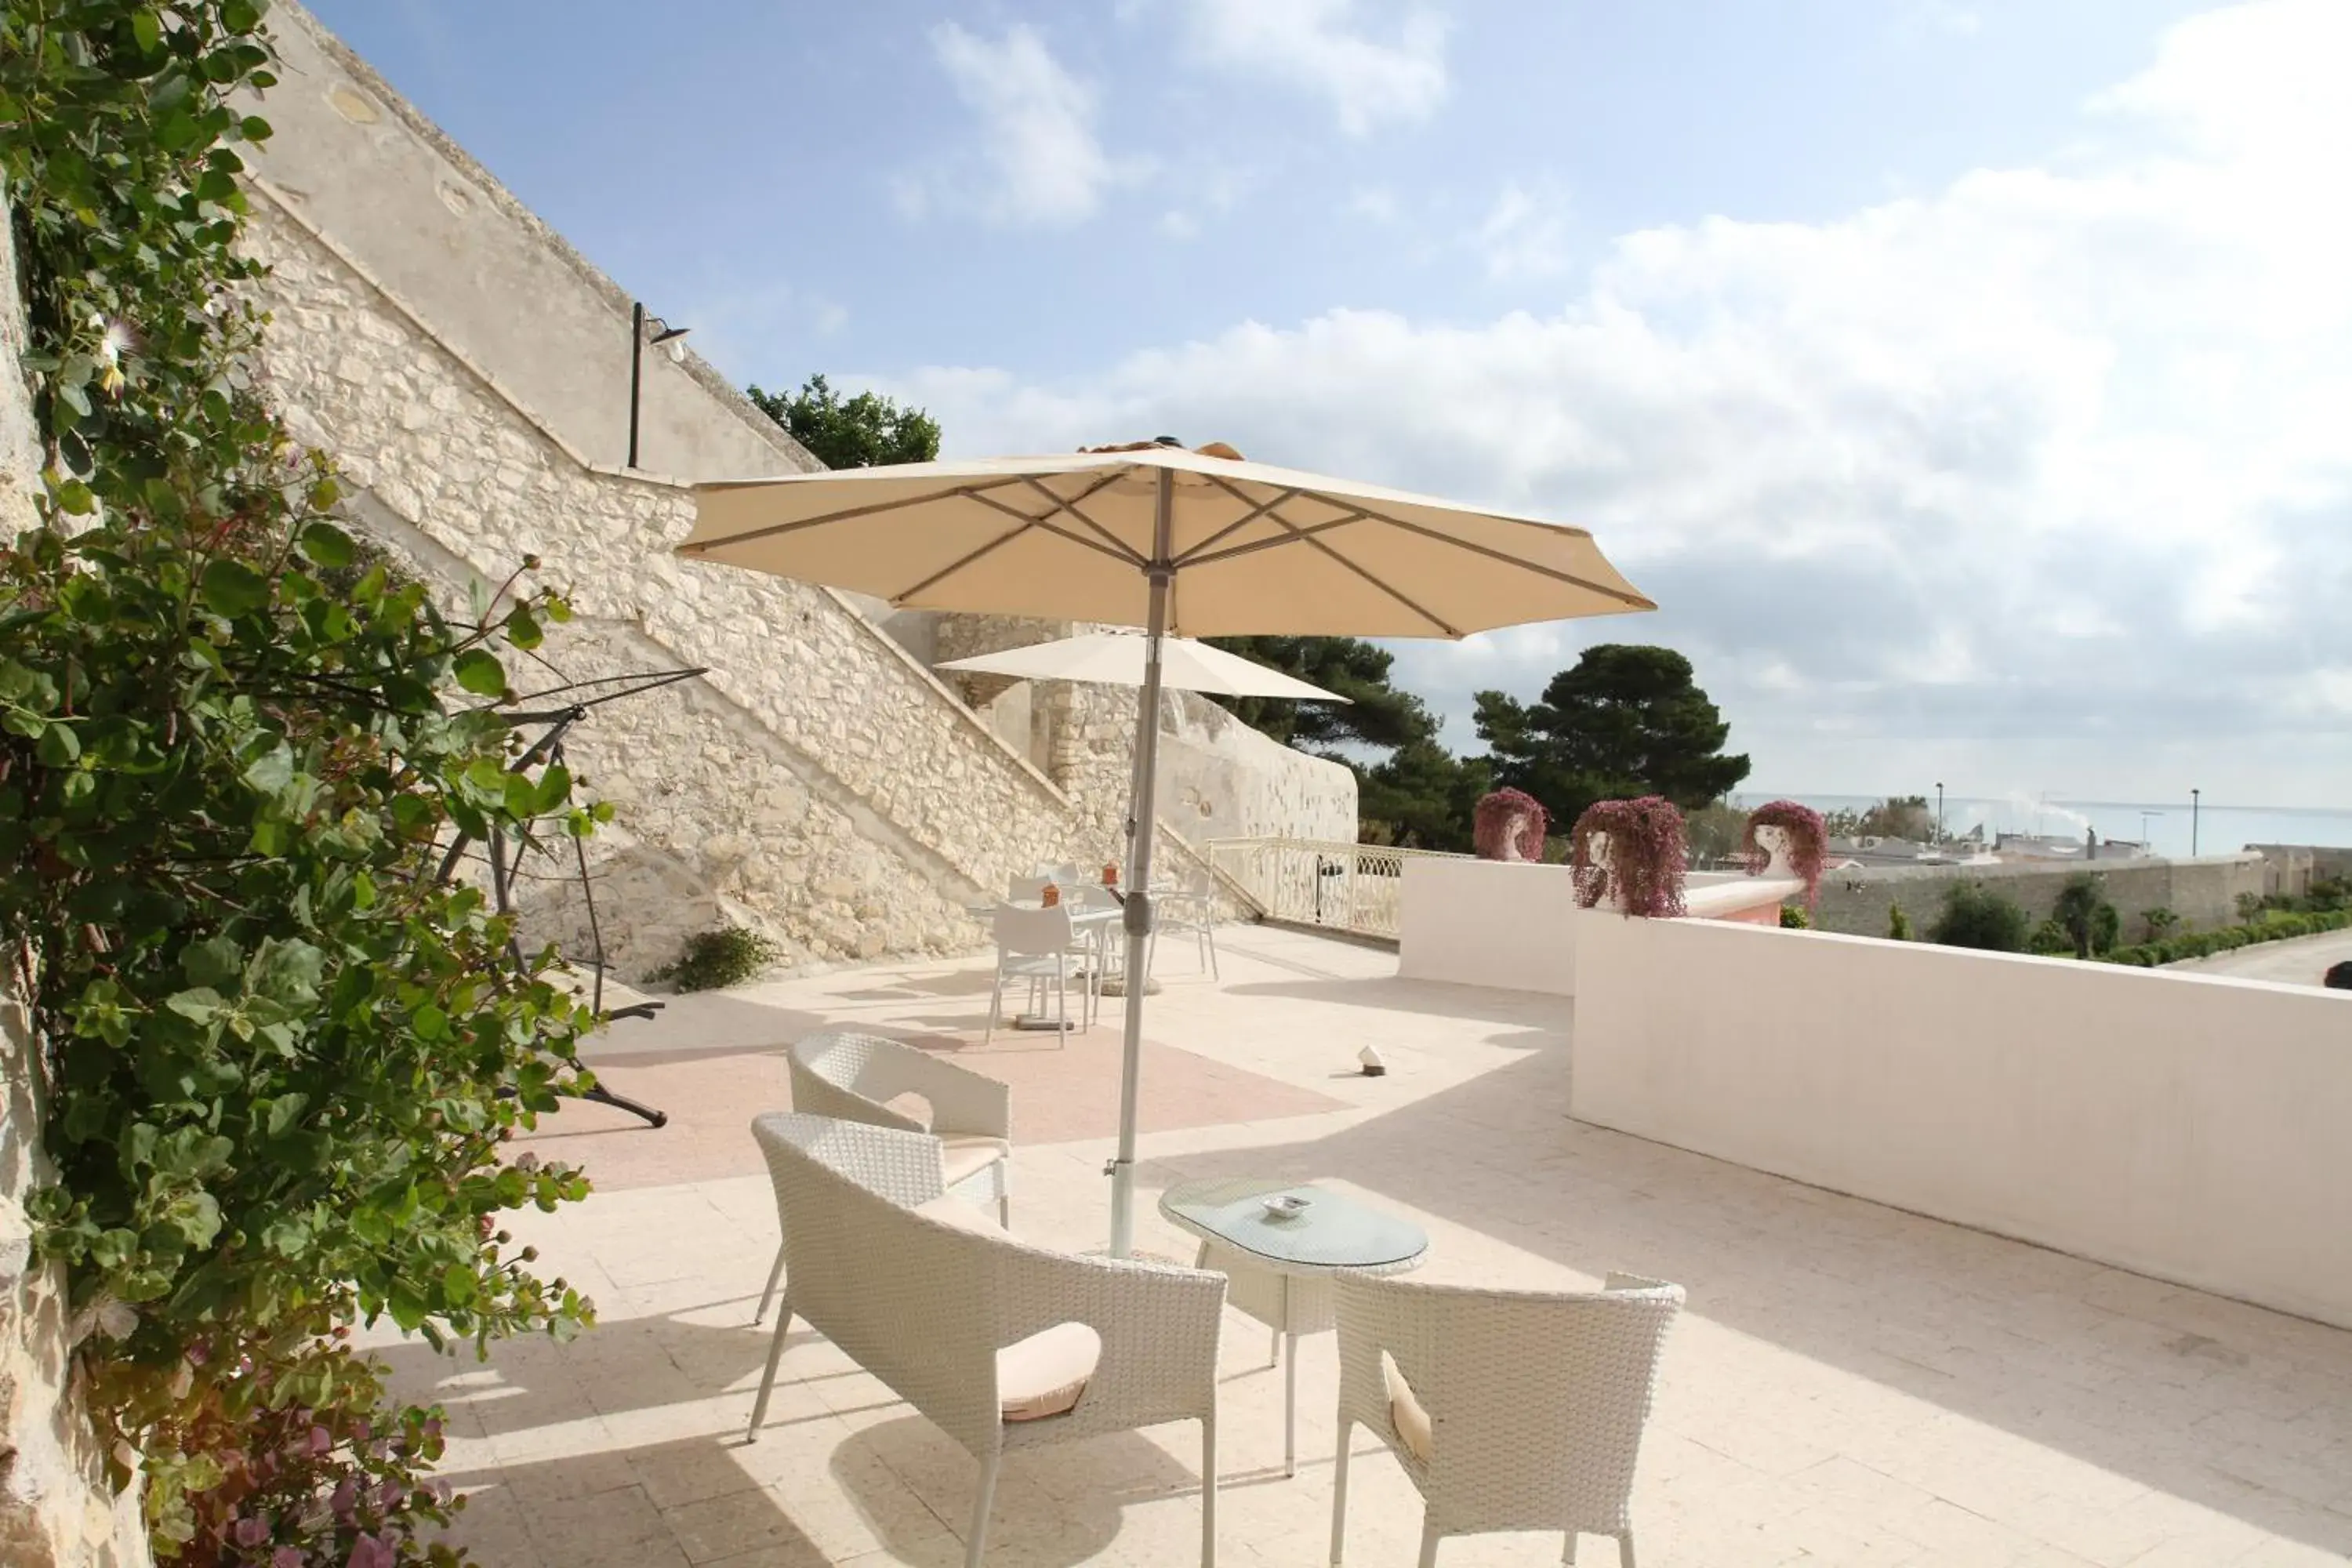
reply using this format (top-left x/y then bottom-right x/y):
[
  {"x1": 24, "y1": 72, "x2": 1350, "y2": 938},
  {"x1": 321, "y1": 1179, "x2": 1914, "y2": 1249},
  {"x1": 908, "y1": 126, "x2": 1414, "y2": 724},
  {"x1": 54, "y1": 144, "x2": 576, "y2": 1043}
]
[{"x1": 1730, "y1": 792, "x2": 2352, "y2": 861}]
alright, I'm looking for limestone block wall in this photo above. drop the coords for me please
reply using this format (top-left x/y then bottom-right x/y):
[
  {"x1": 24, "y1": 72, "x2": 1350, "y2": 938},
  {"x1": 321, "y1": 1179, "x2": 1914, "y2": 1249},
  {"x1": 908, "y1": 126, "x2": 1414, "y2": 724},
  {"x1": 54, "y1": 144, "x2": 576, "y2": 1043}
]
[
  {"x1": 1809, "y1": 853, "x2": 2269, "y2": 942},
  {"x1": 1, "y1": 206, "x2": 152, "y2": 1568},
  {"x1": 1156, "y1": 697, "x2": 1356, "y2": 847},
  {"x1": 241, "y1": 197, "x2": 1251, "y2": 972}
]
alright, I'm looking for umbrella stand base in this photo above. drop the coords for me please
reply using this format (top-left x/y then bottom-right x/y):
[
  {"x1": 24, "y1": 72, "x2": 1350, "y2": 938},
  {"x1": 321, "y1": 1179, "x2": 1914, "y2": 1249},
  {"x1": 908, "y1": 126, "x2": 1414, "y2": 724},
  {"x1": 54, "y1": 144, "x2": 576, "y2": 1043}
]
[
  {"x1": 1093, "y1": 975, "x2": 1162, "y2": 999},
  {"x1": 1011, "y1": 1014, "x2": 1080, "y2": 1033}
]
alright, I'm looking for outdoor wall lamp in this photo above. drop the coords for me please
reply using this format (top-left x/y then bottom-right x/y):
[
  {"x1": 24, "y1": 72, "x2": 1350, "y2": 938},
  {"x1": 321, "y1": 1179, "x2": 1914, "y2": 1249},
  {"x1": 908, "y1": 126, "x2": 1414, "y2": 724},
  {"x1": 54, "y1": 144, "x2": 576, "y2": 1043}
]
[{"x1": 626, "y1": 301, "x2": 691, "y2": 470}]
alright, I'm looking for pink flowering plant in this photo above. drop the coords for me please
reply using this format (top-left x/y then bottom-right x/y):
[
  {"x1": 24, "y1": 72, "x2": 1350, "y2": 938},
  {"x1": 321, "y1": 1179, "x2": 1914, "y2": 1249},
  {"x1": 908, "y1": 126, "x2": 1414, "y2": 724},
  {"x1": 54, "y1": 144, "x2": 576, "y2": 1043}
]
[
  {"x1": 1472, "y1": 787, "x2": 1549, "y2": 862},
  {"x1": 1569, "y1": 797, "x2": 1690, "y2": 917},
  {"x1": 1741, "y1": 800, "x2": 1830, "y2": 907}
]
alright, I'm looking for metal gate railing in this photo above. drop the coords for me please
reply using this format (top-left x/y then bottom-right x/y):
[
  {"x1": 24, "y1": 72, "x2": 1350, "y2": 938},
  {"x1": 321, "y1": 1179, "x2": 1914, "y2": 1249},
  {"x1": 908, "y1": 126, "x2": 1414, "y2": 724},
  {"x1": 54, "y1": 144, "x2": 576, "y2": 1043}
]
[{"x1": 1205, "y1": 837, "x2": 1469, "y2": 941}]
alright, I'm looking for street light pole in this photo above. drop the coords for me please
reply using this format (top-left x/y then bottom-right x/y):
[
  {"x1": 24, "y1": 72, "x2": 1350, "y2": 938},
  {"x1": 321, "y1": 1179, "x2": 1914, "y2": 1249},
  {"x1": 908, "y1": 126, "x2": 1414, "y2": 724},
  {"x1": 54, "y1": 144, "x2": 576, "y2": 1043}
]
[
  {"x1": 1936, "y1": 782, "x2": 1944, "y2": 843},
  {"x1": 626, "y1": 301, "x2": 691, "y2": 470},
  {"x1": 2191, "y1": 788, "x2": 2200, "y2": 856}
]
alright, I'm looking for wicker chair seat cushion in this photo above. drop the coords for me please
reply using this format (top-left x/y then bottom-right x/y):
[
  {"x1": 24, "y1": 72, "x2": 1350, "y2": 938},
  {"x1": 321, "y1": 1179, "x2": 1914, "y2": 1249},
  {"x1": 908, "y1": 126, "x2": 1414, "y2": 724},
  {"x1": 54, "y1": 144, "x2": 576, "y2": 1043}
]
[
  {"x1": 906, "y1": 1196, "x2": 1099, "y2": 1422},
  {"x1": 940, "y1": 1134, "x2": 1011, "y2": 1188},
  {"x1": 998, "y1": 1321, "x2": 1102, "y2": 1421},
  {"x1": 1381, "y1": 1351, "x2": 1433, "y2": 1462}
]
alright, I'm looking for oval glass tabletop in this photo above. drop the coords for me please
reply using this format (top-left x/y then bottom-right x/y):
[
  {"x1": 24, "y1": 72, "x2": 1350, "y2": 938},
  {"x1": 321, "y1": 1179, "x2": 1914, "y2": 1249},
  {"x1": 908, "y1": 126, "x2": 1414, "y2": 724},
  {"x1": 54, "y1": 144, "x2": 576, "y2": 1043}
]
[{"x1": 1158, "y1": 1177, "x2": 1428, "y2": 1271}]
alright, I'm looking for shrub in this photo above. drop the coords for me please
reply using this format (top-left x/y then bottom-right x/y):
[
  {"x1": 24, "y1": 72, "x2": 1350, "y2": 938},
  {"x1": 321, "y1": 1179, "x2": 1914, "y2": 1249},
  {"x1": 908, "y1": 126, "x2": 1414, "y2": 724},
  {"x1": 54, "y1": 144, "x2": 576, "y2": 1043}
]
[
  {"x1": 649, "y1": 927, "x2": 781, "y2": 992},
  {"x1": 2051, "y1": 873, "x2": 2119, "y2": 960},
  {"x1": 2028, "y1": 918, "x2": 2074, "y2": 956},
  {"x1": 1569, "y1": 797, "x2": 1689, "y2": 918},
  {"x1": 1741, "y1": 800, "x2": 1829, "y2": 907},
  {"x1": 2101, "y1": 906, "x2": 2352, "y2": 967},
  {"x1": 2139, "y1": 906, "x2": 2181, "y2": 944},
  {"x1": 1471, "y1": 786, "x2": 1548, "y2": 862},
  {"x1": 1886, "y1": 903, "x2": 1914, "y2": 941},
  {"x1": 1779, "y1": 905, "x2": 1811, "y2": 929},
  {"x1": 2, "y1": 5, "x2": 597, "y2": 1559},
  {"x1": 1928, "y1": 881, "x2": 2031, "y2": 952}
]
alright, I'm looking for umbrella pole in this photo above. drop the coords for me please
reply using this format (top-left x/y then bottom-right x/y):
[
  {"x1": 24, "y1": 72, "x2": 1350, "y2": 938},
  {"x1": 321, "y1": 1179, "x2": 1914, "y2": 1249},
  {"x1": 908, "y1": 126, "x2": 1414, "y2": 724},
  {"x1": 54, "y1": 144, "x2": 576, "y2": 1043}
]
[{"x1": 1109, "y1": 469, "x2": 1174, "y2": 1258}]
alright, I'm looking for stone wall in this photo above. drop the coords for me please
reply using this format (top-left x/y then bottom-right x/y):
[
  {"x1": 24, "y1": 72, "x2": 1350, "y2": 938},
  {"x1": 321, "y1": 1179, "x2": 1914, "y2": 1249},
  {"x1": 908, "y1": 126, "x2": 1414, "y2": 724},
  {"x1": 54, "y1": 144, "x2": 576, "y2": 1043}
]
[
  {"x1": 242, "y1": 197, "x2": 1254, "y2": 974},
  {"x1": 1, "y1": 206, "x2": 152, "y2": 1568},
  {"x1": 1809, "y1": 854, "x2": 2270, "y2": 942}
]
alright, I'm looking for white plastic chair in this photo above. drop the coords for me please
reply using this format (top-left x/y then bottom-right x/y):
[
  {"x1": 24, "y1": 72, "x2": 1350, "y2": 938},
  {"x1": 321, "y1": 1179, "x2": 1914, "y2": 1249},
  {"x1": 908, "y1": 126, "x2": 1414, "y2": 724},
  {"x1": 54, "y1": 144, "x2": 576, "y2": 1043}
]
[
  {"x1": 1329, "y1": 1271, "x2": 1683, "y2": 1568},
  {"x1": 749, "y1": 1112, "x2": 1226, "y2": 1567},
  {"x1": 1151, "y1": 873, "x2": 1221, "y2": 980},
  {"x1": 754, "y1": 1029, "x2": 1014, "y2": 1324},
  {"x1": 988, "y1": 902, "x2": 1083, "y2": 1041}
]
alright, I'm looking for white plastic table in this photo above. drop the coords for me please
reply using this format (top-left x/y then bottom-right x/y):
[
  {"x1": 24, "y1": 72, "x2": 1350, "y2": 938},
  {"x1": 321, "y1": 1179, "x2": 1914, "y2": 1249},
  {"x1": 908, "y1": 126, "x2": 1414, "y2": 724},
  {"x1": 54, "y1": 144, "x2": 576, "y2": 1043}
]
[{"x1": 1159, "y1": 1177, "x2": 1429, "y2": 1476}]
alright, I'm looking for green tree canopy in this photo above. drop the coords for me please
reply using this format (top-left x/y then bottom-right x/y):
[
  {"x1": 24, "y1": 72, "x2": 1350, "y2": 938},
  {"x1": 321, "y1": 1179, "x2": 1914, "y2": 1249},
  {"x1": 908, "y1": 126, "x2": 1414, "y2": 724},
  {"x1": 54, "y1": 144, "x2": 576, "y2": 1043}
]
[
  {"x1": 748, "y1": 373, "x2": 941, "y2": 470},
  {"x1": 1474, "y1": 644, "x2": 1750, "y2": 832},
  {"x1": 1206, "y1": 637, "x2": 1494, "y2": 851},
  {"x1": 1206, "y1": 636, "x2": 1440, "y2": 752}
]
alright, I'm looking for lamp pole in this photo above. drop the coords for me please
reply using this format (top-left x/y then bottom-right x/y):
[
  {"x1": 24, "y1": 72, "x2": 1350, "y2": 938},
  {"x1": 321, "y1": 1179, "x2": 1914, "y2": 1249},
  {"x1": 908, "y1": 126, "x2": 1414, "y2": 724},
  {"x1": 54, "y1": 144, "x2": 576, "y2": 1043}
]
[
  {"x1": 626, "y1": 302, "x2": 691, "y2": 470},
  {"x1": 2191, "y1": 788, "x2": 2200, "y2": 856},
  {"x1": 1936, "y1": 782, "x2": 1944, "y2": 843}
]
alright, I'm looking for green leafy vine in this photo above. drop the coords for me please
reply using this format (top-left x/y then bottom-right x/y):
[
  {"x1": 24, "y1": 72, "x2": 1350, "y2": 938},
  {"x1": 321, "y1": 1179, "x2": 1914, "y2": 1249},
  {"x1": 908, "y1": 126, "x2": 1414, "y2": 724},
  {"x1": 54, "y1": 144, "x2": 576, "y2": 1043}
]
[{"x1": 4, "y1": 3, "x2": 601, "y2": 1563}]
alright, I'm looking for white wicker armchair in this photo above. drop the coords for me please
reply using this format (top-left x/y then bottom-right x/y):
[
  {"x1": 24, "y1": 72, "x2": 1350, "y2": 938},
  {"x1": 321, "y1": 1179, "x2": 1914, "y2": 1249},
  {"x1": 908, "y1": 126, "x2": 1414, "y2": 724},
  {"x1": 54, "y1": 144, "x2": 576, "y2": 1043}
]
[
  {"x1": 750, "y1": 1113, "x2": 1227, "y2": 1568},
  {"x1": 1328, "y1": 1271, "x2": 1683, "y2": 1568},
  {"x1": 756, "y1": 1030, "x2": 1013, "y2": 1325}
]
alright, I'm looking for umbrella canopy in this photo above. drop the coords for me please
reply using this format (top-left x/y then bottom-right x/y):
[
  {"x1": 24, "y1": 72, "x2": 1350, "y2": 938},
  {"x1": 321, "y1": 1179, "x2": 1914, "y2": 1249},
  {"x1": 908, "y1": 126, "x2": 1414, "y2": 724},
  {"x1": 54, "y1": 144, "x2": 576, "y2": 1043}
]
[
  {"x1": 938, "y1": 630, "x2": 1351, "y2": 703},
  {"x1": 683, "y1": 445, "x2": 1652, "y2": 637},
  {"x1": 681, "y1": 442, "x2": 1653, "y2": 1255}
]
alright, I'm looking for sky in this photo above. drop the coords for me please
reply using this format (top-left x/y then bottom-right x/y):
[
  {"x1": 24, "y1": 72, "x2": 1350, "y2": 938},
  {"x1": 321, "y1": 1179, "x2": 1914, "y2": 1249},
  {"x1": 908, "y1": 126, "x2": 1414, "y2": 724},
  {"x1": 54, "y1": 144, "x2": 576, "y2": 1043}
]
[{"x1": 307, "y1": 0, "x2": 2352, "y2": 808}]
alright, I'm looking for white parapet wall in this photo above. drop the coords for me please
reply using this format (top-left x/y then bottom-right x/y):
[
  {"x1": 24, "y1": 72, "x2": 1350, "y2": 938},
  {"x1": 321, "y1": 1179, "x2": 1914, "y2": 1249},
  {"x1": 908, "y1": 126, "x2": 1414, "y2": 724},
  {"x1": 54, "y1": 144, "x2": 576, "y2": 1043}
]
[
  {"x1": 1399, "y1": 860, "x2": 1795, "y2": 996},
  {"x1": 1572, "y1": 915, "x2": 2352, "y2": 1329}
]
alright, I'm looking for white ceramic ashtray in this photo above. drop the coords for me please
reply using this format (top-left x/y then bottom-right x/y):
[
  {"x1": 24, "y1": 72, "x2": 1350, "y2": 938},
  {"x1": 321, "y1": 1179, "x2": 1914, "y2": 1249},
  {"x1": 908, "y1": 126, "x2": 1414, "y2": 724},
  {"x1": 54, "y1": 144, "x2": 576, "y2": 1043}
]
[{"x1": 1261, "y1": 1194, "x2": 1312, "y2": 1220}]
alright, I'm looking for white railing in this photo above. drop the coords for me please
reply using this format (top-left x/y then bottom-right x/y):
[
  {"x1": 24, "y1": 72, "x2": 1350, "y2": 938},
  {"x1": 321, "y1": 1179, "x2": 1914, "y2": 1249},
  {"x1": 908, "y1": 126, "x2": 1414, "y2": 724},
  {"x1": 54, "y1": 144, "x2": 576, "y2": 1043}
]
[{"x1": 1207, "y1": 837, "x2": 1471, "y2": 941}]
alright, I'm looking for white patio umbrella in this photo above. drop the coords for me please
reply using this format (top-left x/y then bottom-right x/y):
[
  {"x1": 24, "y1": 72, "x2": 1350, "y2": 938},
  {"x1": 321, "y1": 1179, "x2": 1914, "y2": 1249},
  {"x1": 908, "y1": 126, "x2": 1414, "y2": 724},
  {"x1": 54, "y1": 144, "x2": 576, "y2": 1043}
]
[
  {"x1": 679, "y1": 441, "x2": 1653, "y2": 1254},
  {"x1": 938, "y1": 629, "x2": 1352, "y2": 703}
]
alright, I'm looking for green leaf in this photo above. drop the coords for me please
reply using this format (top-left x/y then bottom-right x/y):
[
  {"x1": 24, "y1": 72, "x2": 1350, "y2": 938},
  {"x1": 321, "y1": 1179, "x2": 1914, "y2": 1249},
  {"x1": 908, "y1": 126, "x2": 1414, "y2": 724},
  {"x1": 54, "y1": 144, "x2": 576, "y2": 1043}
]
[
  {"x1": 164, "y1": 988, "x2": 226, "y2": 1025},
  {"x1": 131, "y1": 9, "x2": 162, "y2": 51},
  {"x1": 35, "y1": 722, "x2": 80, "y2": 767},
  {"x1": 411, "y1": 1004, "x2": 448, "y2": 1042},
  {"x1": 264, "y1": 1094, "x2": 308, "y2": 1136},
  {"x1": 182, "y1": 935, "x2": 242, "y2": 989},
  {"x1": 452, "y1": 648, "x2": 509, "y2": 698},
  {"x1": 241, "y1": 742, "x2": 294, "y2": 795},
  {"x1": 441, "y1": 1265, "x2": 477, "y2": 1308},
  {"x1": 198, "y1": 558, "x2": 271, "y2": 617},
  {"x1": 297, "y1": 521, "x2": 354, "y2": 568},
  {"x1": 262, "y1": 1218, "x2": 309, "y2": 1257}
]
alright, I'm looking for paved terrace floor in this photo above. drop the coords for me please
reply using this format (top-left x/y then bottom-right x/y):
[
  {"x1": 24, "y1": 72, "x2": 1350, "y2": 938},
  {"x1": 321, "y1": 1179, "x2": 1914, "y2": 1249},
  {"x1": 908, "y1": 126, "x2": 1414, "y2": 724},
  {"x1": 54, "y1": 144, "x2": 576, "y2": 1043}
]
[{"x1": 377, "y1": 927, "x2": 2352, "y2": 1567}]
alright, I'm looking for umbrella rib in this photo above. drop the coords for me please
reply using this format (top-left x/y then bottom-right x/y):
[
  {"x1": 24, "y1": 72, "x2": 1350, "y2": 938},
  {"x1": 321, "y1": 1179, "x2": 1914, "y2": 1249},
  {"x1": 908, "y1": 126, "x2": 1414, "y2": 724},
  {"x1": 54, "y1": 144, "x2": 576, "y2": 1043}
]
[
  {"x1": 1349, "y1": 502, "x2": 1656, "y2": 609},
  {"x1": 1181, "y1": 511, "x2": 1368, "y2": 568},
  {"x1": 1016, "y1": 473, "x2": 1150, "y2": 566},
  {"x1": 1170, "y1": 488, "x2": 1302, "y2": 567},
  {"x1": 676, "y1": 478, "x2": 1027, "y2": 554},
  {"x1": 891, "y1": 520, "x2": 1039, "y2": 604},
  {"x1": 960, "y1": 486, "x2": 1152, "y2": 569},
  {"x1": 1196, "y1": 474, "x2": 1461, "y2": 637}
]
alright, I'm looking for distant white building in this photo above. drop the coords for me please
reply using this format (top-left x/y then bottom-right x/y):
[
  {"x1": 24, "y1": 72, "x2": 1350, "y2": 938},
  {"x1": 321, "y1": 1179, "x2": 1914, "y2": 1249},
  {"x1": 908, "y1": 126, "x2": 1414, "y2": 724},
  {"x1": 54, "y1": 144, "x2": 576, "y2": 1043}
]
[{"x1": 1991, "y1": 830, "x2": 2153, "y2": 864}]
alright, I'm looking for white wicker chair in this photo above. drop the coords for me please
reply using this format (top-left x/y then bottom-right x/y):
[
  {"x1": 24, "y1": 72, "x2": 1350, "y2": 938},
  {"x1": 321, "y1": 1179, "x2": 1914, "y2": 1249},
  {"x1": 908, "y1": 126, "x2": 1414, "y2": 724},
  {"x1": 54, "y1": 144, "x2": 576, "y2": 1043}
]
[
  {"x1": 750, "y1": 1112, "x2": 1227, "y2": 1568},
  {"x1": 754, "y1": 1030, "x2": 1012, "y2": 1325},
  {"x1": 1328, "y1": 1271, "x2": 1682, "y2": 1568}
]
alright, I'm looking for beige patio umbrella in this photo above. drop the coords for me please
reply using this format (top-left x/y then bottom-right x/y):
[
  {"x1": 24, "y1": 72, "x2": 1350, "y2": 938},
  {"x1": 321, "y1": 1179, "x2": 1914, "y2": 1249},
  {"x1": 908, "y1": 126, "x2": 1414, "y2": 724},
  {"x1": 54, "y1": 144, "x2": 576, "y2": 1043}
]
[
  {"x1": 679, "y1": 440, "x2": 1653, "y2": 1254},
  {"x1": 938, "y1": 629, "x2": 1352, "y2": 702}
]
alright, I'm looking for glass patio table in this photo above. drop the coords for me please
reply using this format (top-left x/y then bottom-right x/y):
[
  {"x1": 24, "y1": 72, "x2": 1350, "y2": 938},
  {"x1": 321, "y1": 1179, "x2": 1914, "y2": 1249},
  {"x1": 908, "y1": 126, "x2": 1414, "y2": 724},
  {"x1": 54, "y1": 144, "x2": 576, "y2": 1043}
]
[{"x1": 1159, "y1": 1176, "x2": 1429, "y2": 1477}]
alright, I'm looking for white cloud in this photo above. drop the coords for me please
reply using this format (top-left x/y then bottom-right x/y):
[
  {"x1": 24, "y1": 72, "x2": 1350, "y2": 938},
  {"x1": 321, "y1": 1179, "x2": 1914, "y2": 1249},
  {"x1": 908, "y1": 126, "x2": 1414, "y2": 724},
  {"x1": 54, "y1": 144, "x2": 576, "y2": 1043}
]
[
  {"x1": 1472, "y1": 181, "x2": 1573, "y2": 280},
  {"x1": 1181, "y1": 0, "x2": 1449, "y2": 136},
  {"x1": 1348, "y1": 187, "x2": 1400, "y2": 223},
  {"x1": 887, "y1": 0, "x2": 2352, "y2": 800},
  {"x1": 916, "y1": 23, "x2": 1131, "y2": 227}
]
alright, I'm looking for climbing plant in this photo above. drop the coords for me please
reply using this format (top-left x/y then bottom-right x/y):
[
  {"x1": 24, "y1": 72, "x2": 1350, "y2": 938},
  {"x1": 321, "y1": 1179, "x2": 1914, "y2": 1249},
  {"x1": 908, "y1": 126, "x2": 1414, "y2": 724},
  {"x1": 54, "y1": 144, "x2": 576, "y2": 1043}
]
[{"x1": 3, "y1": 3, "x2": 600, "y2": 1562}]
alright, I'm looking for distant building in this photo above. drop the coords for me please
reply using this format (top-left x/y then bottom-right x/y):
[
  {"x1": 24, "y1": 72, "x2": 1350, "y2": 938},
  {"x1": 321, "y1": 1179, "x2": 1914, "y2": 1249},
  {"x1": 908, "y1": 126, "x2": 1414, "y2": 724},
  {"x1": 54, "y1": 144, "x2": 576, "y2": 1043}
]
[
  {"x1": 1991, "y1": 830, "x2": 2152, "y2": 864},
  {"x1": 1826, "y1": 833, "x2": 1998, "y2": 869}
]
